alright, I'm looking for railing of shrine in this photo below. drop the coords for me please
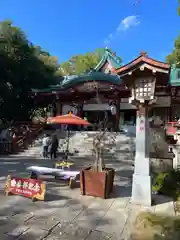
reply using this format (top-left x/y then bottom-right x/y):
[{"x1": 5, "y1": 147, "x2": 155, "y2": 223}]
[
  {"x1": 0, "y1": 122, "x2": 45, "y2": 154},
  {"x1": 0, "y1": 140, "x2": 12, "y2": 154}
]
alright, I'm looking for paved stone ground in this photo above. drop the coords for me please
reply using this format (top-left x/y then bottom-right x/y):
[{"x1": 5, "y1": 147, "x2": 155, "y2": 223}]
[
  {"x1": 0, "y1": 132, "x2": 176, "y2": 240},
  {"x1": 0, "y1": 183, "x2": 175, "y2": 240}
]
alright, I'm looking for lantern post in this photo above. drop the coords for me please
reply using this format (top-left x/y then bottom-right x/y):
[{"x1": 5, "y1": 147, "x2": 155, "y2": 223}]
[{"x1": 129, "y1": 77, "x2": 156, "y2": 206}]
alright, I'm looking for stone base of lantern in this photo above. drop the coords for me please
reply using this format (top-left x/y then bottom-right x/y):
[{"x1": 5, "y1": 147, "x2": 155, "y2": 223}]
[{"x1": 131, "y1": 173, "x2": 152, "y2": 206}]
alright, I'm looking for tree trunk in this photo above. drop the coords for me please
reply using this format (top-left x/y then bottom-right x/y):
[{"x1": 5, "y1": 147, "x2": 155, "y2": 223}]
[{"x1": 99, "y1": 144, "x2": 103, "y2": 172}]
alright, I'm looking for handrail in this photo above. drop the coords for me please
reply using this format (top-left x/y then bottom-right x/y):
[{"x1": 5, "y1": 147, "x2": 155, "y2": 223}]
[
  {"x1": 0, "y1": 140, "x2": 12, "y2": 154},
  {"x1": 0, "y1": 123, "x2": 45, "y2": 154}
]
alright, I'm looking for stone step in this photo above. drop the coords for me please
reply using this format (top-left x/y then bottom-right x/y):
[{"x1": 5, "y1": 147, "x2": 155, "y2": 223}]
[{"x1": 18, "y1": 130, "x2": 135, "y2": 161}]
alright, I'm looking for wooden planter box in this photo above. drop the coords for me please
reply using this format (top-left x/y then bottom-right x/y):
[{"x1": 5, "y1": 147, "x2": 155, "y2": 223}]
[{"x1": 80, "y1": 166, "x2": 115, "y2": 199}]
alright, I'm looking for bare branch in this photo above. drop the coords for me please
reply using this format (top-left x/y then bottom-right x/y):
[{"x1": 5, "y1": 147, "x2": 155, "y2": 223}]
[{"x1": 91, "y1": 84, "x2": 116, "y2": 172}]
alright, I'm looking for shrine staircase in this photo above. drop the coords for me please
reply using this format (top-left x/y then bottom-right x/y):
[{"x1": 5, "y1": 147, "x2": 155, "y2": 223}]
[
  {"x1": 10, "y1": 130, "x2": 135, "y2": 175},
  {"x1": 62, "y1": 131, "x2": 135, "y2": 170}
]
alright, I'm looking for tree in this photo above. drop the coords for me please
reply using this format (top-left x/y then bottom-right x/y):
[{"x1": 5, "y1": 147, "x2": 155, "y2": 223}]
[
  {"x1": 166, "y1": 35, "x2": 180, "y2": 67},
  {"x1": 0, "y1": 20, "x2": 61, "y2": 122},
  {"x1": 166, "y1": 1, "x2": 180, "y2": 66},
  {"x1": 34, "y1": 46, "x2": 59, "y2": 72},
  {"x1": 59, "y1": 51, "x2": 102, "y2": 76},
  {"x1": 59, "y1": 48, "x2": 122, "y2": 76}
]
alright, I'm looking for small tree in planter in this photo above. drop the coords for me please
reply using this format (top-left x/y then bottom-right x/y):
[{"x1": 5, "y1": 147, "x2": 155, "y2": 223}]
[{"x1": 80, "y1": 82, "x2": 116, "y2": 199}]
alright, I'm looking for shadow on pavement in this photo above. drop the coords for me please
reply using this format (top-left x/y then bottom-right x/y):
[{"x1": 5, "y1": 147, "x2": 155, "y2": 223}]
[{"x1": 0, "y1": 132, "x2": 136, "y2": 239}]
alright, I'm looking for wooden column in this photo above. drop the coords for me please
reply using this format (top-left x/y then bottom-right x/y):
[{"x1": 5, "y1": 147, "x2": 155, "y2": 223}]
[
  {"x1": 116, "y1": 99, "x2": 120, "y2": 132},
  {"x1": 77, "y1": 103, "x2": 83, "y2": 117},
  {"x1": 55, "y1": 102, "x2": 62, "y2": 116},
  {"x1": 168, "y1": 93, "x2": 173, "y2": 122},
  {"x1": 59, "y1": 103, "x2": 62, "y2": 115},
  {"x1": 170, "y1": 87, "x2": 177, "y2": 121},
  {"x1": 52, "y1": 102, "x2": 57, "y2": 117}
]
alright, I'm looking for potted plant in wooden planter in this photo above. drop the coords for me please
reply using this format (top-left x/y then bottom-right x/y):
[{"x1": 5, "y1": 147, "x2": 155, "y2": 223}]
[
  {"x1": 80, "y1": 124, "x2": 115, "y2": 199},
  {"x1": 80, "y1": 90, "x2": 116, "y2": 198}
]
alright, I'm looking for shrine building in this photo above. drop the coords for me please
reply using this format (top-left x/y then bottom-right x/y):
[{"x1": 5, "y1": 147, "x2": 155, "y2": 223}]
[{"x1": 32, "y1": 49, "x2": 180, "y2": 132}]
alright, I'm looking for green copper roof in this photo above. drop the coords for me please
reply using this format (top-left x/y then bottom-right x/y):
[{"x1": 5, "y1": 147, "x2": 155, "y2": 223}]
[
  {"x1": 94, "y1": 48, "x2": 122, "y2": 71},
  {"x1": 170, "y1": 65, "x2": 180, "y2": 86},
  {"x1": 32, "y1": 71, "x2": 121, "y2": 93}
]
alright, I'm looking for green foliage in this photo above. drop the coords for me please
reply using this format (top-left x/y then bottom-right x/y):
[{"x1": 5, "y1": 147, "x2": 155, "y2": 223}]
[
  {"x1": 30, "y1": 108, "x2": 47, "y2": 124},
  {"x1": 166, "y1": 0, "x2": 180, "y2": 66},
  {"x1": 152, "y1": 172, "x2": 168, "y2": 192},
  {"x1": 152, "y1": 170, "x2": 180, "y2": 200},
  {"x1": 166, "y1": 34, "x2": 180, "y2": 67},
  {"x1": 133, "y1": 212, "x2": 180, "y2": 239},
  {"x1": 59, "y1": 50, "x2": 102, "y2": 76},
  {"x1": 59, "y1": 48, "x2": 122, "y2": 76},
  {"x1": 0, "y1": 20, "x2": 122, "y2": 122},
  {"x1": 0, "y1": 20, "x2": 61, "y2": 122}
]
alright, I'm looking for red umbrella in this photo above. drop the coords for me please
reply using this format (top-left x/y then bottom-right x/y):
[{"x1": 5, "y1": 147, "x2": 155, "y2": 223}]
[
  {"x1": 47, "y1": 113, "x2": 90, "y2": 125},
  {"x1": 47, "y1": 113, "x2": 90, "y2": 161}
]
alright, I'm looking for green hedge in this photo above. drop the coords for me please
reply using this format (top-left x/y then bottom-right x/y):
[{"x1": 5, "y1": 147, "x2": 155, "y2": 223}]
[{"x1": 152, "y1": 169, "x2": 180, "y2": 200}]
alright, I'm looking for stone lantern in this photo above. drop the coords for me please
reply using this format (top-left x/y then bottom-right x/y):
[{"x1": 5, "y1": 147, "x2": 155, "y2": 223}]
[{"x1": 129, "y1": 76, "x2": 156, "y2": 206}]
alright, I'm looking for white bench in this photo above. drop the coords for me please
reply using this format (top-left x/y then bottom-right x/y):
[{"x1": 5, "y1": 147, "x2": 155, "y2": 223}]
[{"x1": 27, "y1": 166, "x2": 80, "y2": 188}]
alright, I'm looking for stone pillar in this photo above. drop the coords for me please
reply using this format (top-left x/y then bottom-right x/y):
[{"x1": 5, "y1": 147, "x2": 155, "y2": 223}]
[{"x1": 131, "y1": 105, "x2": 152, "y2": 206}]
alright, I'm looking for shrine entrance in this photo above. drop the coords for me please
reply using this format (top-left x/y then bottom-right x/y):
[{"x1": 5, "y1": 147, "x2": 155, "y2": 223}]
[
  {"x1": 121, "y1": 109, "x2": 136, "y2": 126},
  {"x1": 83, "y1": 110, "x2": 116, "y2": 131}
]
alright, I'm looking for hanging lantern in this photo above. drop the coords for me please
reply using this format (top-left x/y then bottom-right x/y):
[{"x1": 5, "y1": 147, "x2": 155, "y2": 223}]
[{"x1": 110, "y1": 104, "x2": 116, "y2": 115}]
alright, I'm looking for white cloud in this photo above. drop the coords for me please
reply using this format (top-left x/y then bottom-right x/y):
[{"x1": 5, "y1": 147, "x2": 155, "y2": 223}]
[
  {"x1": 117, "y1": 15, "x2": 140, "y2": 31},
  {"x1": 104, "y1": 33, "x2": 113, "y2": 45},
  {"x1": 103, "y1": 15, "x2": 140, "y2": 46}
]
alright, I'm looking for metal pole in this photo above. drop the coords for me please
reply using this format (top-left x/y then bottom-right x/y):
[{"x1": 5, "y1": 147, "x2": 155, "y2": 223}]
[{"x1": 65, "y1": 127, "x2": 70, "y2": 161}]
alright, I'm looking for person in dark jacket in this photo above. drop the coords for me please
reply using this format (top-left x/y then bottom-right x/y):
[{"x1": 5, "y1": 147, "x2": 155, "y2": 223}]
[{"x1": 50, "y1": 134, "x2": 58, "y2": 160}]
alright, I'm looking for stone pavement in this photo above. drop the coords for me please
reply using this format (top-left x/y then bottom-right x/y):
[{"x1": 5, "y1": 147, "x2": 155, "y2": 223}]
[
  {"x1": 0, "y1": 131, "x2": 176, "y2": 239},
  {"x1": 0, "y1": 178, "x2": 131, "y2": 239},
  {"x1": 0, "y1": 176, "x2": 176, "y2": 240}
]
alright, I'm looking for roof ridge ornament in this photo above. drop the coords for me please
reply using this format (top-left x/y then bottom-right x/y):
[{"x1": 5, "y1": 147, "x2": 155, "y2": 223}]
[{"x1": 140, "y1": 51, "x2": 148, "y2": 57}]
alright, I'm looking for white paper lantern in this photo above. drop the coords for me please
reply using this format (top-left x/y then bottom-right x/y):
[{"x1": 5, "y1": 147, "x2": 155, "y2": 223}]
[
  {"x1": 71, "y1": 106, "x2": 78, "y2": 115},
  {"x1": 110, "y1": 105, "x2": 116, "y2": 115}
]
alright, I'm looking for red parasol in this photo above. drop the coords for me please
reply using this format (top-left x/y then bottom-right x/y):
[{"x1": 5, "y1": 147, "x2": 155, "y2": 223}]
[
  {"x1": 47, "y1": 113, "x2": 90, "y2": 161},
  {"x1": 47, "y1": 113, "x2": 90, "y2": 126}
]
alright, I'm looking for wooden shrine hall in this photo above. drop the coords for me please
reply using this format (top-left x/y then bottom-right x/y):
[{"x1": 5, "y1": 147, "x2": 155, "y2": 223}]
[{"x1": 32, "y1": 49, "x2": 180, "y2": 132}]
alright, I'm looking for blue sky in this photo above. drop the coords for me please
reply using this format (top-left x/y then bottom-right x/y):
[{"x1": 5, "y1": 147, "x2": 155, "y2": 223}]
[{"x1": 0, "y1": 0, "x2": 179, "y2": 64}]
